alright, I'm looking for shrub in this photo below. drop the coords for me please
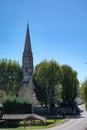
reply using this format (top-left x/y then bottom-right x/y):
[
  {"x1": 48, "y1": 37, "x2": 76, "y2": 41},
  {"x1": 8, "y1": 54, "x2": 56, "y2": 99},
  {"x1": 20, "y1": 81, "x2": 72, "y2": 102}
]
[{"x1": 2, "y1": 96, "x2": 32, "y2": 114}]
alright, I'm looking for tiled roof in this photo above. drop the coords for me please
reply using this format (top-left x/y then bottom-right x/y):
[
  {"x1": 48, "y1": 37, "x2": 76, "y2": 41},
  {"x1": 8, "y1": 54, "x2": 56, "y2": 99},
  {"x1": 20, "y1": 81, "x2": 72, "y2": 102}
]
[{"x1": 1, "y1": 114, "x2": 46, "y2": 123}]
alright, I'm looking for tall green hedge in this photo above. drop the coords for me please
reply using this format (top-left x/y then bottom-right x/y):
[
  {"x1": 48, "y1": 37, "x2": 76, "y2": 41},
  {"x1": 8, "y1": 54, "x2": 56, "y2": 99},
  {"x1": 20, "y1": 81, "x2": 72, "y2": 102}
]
[{"x1": 2, "y1": 96, "x2": 32, "y2": 114}]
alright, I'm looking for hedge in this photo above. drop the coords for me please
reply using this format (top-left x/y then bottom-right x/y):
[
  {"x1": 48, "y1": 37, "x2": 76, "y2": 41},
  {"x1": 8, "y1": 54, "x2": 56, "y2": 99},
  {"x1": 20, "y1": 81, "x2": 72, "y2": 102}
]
[{"x1": 2, "y1": 96, "x2": 32, "y2": 114}]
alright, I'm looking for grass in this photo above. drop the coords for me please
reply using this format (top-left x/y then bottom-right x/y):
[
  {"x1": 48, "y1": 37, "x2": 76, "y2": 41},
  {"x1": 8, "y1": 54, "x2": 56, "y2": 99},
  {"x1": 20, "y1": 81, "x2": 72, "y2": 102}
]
[{"x1": 0, "y1": 118, "x2": 67, "y2": 130}]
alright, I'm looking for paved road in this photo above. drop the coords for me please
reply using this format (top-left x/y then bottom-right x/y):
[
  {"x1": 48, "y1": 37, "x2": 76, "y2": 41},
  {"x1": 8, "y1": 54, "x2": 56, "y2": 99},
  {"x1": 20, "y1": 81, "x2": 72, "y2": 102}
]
[{"x1": 41, "y1": 105, "x2": 87, "y2": 130}]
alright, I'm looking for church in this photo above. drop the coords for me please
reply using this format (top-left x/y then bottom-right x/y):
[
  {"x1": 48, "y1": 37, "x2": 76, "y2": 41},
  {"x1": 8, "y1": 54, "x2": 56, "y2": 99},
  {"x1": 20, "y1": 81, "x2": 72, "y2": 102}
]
[{"x1": 18, "y1": 24, "x2": 38, "y2": 105}]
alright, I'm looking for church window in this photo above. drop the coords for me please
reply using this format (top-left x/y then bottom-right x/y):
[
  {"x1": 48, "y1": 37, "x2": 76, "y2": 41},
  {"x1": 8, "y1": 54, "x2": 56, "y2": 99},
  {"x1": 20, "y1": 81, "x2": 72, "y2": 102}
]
[{"x1": 25, "y1": 66, "x2": 28, "y2": 73}]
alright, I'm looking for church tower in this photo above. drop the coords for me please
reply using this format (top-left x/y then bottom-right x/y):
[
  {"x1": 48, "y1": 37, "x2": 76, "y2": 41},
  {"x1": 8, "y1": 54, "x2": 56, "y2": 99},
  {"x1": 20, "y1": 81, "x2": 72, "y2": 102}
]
[
  {"x1": 22, "y1": 24, "x2": 33, "y2": 83},
  {"x1": 19, "y1": 24, "x2": 38, "y2": 105}
]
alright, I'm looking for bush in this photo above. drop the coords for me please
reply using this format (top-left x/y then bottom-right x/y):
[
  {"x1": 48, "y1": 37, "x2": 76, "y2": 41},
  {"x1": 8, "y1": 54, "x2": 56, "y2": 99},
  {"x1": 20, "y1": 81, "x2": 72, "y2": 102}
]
[{"x1": 2, "y1": 96, "x2": 32, "y2": 114}]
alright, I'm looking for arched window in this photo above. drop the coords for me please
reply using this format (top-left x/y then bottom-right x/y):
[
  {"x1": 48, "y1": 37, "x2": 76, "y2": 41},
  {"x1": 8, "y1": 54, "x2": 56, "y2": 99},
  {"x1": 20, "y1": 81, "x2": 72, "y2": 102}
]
[{"x1": 25, "y1": 66, "x2": 27, "y2": 73}]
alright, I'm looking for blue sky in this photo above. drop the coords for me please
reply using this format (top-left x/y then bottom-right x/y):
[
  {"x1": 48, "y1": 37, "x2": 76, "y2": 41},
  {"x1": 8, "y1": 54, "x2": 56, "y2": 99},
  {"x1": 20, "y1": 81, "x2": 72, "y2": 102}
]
[{"x1": 0, "y1": 0, "x2": 87, "y2": 83}]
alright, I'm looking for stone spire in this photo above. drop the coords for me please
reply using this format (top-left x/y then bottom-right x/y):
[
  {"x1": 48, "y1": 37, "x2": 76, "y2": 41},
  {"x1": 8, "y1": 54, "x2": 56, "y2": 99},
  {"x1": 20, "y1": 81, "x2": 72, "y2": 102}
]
[
  {"x1": 24, "y1": 24, "x2": 32, "y2": 56},
  {"x1": 22, "y1": 24, "x2": 33, "y2": 83}
]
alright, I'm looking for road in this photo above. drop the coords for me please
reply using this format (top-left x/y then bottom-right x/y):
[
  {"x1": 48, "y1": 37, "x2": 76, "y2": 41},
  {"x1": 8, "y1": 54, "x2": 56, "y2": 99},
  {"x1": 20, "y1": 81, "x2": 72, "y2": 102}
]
[{"x1": 41, "y1": 105, "x2": 87, "y2": 130}]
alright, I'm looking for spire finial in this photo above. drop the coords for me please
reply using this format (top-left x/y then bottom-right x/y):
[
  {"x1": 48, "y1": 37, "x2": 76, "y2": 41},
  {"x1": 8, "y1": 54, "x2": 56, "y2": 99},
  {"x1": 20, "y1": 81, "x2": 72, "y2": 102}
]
[
  {"x1": 26, "y1": 19, "x2": 29, "y2": 35},
  {"x1": 27, "y1": 18, "x2": 29, "y2": 26}
]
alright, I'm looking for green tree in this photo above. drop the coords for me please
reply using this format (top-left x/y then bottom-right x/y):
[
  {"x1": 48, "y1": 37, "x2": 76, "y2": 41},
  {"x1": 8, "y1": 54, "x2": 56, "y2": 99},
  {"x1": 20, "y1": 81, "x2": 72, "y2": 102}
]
[
  {"x1": 33, "y1": 59, "x2": 62, "y2": 106},
  {"x1": 61, "y1": 65, "x2": 79, "y2": 107},
  {"x1": 81, "y1": 80, "x2": 87, "y2": 110},
  {"x1": 80, "y1": 85, "x2": 84, "y2": 100},
  {"x1": 0, "y1": 58, "x2": 23, "y2": 96}
]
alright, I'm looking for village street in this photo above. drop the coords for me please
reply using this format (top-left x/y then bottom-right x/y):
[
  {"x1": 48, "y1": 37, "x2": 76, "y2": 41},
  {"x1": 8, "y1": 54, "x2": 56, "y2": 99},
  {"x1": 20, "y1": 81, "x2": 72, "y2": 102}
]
[{"x1": 41, "y1": 105, "x2": 87, "y2": 130}]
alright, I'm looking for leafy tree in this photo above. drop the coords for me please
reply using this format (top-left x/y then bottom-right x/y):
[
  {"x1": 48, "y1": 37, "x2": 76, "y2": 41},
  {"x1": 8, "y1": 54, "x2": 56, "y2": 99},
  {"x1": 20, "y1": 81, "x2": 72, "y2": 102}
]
[
  {"x1": 33, "y1": 77, "x2": 47, "y2": 105},
  {"x1": 80, "y1": 85, "x2": 85, "y2": 100},
  {"x1": 0, "y1": 58, "x2": 23, "y2": 96},
  {"x1": 81, "y1": 80, "x2": 87, "y2": 110},
  {"x1": 61, "y1": 65, "x2": 79, "y2": 107},
  {"x1": 33, "y1": 59, "x2": 62, "y2": 106}
]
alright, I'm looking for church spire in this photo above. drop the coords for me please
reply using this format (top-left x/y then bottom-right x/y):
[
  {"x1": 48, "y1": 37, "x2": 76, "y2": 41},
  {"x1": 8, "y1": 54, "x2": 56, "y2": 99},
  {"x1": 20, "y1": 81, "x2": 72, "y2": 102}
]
[
  {"x1": 22, "y1": 24, "x2": 33, "y2": 83},
  {"x1": 24, "y1": 23, "x2": 32, "y2": 56}
]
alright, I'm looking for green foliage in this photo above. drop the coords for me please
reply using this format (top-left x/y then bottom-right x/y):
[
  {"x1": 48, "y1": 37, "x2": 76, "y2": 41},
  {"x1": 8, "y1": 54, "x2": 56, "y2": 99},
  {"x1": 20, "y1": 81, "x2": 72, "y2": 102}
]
[
  {"x1": 81, "y1": 80, "x2": 87, "y2": 110},
  {"x1": 85, "y1": 103, "x2": 87, "y2": 110},
  {"x1": 33, "y1": 60, "x2": 79, "y2": 108},
  {"x1": 3, "y1": 96, "x2": 31, "y2": 104},
  {"x1": 80, "y1": 85, "x2": 85, "y2": 100},
  {"x1": 33, "y1": 59, "x2": 62, "y2": 105},
  {"x1": 61, "y1": 65, "x2": 79, "y2": 107},
  {"x1": 0, "y1": 58, "x2": 23, "y2": 96},
  {"x1": 33, "y1": 77, "x2": 47, "y2": 103},
  {"x1": 2, "y1": 96, "x2": 32, "y2": 114},
  {"x1": 0, "y1": 118, "x2": 63, "y2": 129}
]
